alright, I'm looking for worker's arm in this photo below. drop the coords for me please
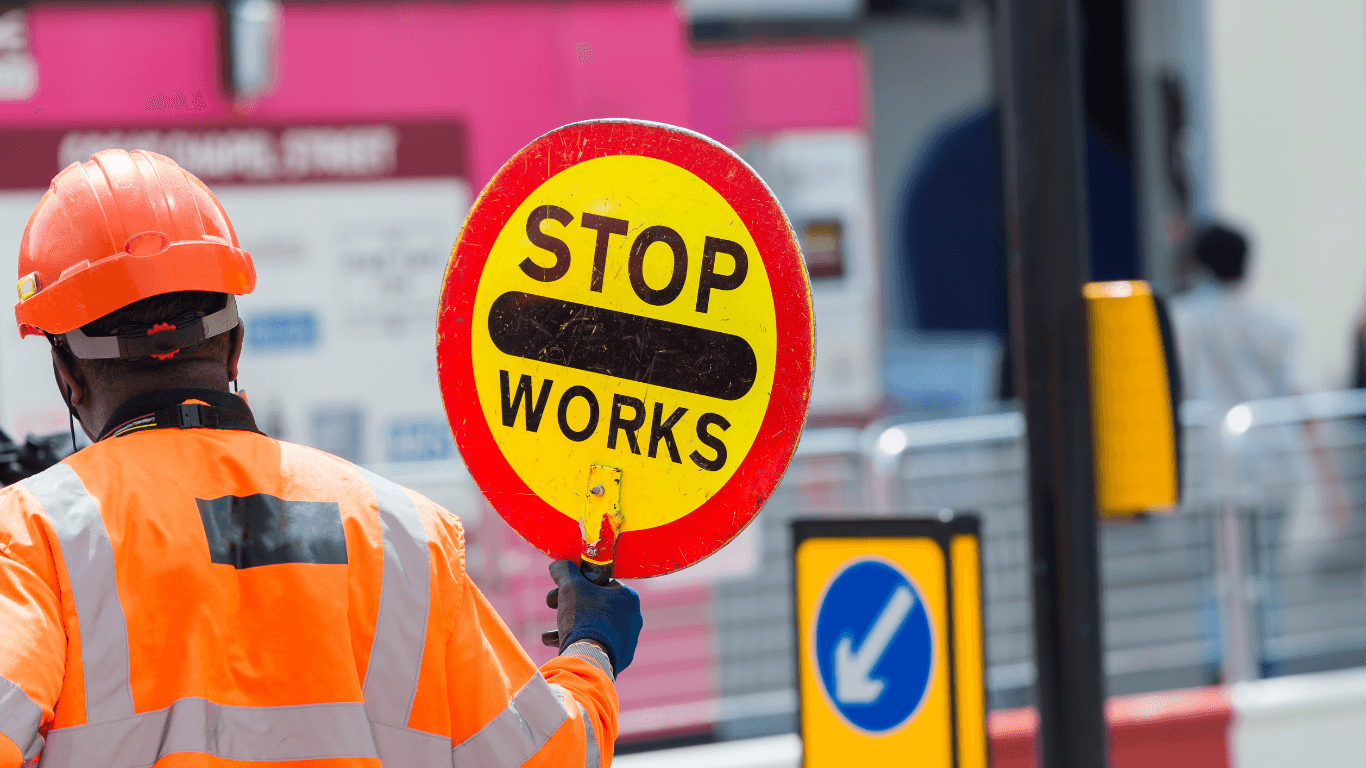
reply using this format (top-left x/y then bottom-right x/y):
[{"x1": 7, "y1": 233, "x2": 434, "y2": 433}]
[
  {"x1": 446, "y1": 570, "x2": 622, "y2": 768},
  {"x1": 537, "y1": 559, "x2": 643, "y2": 766},
  {"x1": 430, "y1": 493, "x2": 639, "y2": 768},
  {"x1": 0, "y1": 484, "x2": 66, "y2": 767},
  {"x1": 539, "y1": 643, "x2": 619, "y2": 766}
]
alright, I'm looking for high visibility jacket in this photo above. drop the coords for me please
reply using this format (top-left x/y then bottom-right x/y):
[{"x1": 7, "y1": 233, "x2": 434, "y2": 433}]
[{"x1": 0, "y1": 390, "x2": 616, "y2": 767}]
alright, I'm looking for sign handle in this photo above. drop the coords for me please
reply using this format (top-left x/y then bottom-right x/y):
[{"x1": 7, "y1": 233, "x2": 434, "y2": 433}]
[
  {"x1": 578, "y1": 464, "x2": 624, "y2": 585},
  {"x1": 542, "y1": 464, "x2": 625, "y2": 647}
]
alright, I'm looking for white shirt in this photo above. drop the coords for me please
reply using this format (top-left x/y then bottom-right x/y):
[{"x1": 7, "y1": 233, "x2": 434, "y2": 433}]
[
  {"x1": 1171, "y1": 279, "x2": 1315, "y2": 506},
  {"x1": 1170, "y1": 280, "x2": 1316, "y2": 408}
]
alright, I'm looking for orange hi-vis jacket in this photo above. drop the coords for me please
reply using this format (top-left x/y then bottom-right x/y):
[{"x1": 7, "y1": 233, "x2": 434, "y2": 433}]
[{"x1": 0, "y1": 389, "x2": 617, "y2": 767}]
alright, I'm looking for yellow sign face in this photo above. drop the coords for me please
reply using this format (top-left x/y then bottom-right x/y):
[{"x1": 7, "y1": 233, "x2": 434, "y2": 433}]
[
  {"x1": 796, "y1": 537, "x2": 953, "y2": 766},
  {"x1": 469, "y1": 154, "x2": 778, "y2": 532}
]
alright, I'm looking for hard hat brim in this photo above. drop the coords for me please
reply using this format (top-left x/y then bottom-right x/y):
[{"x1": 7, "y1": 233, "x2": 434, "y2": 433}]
[{"x1": 15, "y1": 241, "x2": 255, "y2": 338}]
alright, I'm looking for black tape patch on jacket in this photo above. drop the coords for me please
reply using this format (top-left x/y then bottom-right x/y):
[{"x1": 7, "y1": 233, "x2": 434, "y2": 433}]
[{"x1": 196, "y1": 494, "x2": 347, "y2": 569}]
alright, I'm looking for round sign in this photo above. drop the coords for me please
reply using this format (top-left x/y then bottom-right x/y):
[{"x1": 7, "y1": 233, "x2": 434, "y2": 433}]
[
  {"x1": 437, "y1": 119, "x2": 814, "y2": 578},
  {"x1": 812, "y1": 557, "x2": 936, "y2": 735}
]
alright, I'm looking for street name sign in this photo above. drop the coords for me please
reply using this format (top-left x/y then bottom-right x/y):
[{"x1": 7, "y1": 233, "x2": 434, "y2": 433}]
[
  {"x1": 794, "y1": 517, "x2": 987, "y2": 767},
  {"x1": 438, "y1": 119, "x2": 815, "y2": 577}
]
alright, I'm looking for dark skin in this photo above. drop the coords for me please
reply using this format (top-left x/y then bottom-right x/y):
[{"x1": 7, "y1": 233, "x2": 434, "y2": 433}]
[{"x1": 50, "y1": 325, "x2": 245, "y2": 441}]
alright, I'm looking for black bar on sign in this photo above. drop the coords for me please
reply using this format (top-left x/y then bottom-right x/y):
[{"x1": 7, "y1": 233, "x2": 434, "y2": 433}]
[{"x1": 487, "y1": 291, "x2": 756, "y2": 401}]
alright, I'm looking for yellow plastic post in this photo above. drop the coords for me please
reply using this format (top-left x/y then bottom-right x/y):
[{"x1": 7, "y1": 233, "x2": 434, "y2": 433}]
[{"x1": 1084, "y1": 280, "x2": 1178, "y2": 515}]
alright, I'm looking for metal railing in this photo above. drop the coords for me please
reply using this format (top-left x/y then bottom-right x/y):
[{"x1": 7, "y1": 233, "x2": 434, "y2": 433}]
[
  {"x1": 368, "y1": 389, "x2": 1366, "y2": 741},
  {"x1": 705, "y1": 390, "x2": 1366, "y2": 736},
  {"x1": 1212, "y1": 390, "x2": 1366, "y2": 682}
]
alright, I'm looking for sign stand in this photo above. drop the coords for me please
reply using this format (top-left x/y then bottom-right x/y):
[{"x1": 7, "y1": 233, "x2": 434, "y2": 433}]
[{"x1": 793, "y1": 516, "x2": 987, "y2": 768}]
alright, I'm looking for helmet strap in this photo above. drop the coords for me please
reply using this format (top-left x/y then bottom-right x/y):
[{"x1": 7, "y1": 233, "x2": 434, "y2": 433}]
[
  {"x1": 47, "y1": 334, "x2": 88, "y2": 452},
  {"x1": 61, "y1": 297, "x2": 240, "y2": 361},
  {"x1": 60, "y1": 381, "x2": 82, "y2": 453}
]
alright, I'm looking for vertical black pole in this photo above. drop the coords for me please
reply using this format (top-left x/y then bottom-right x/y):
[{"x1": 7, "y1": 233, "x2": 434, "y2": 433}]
[{"x1": 994, "y1": 1, "x2": 1110, "y2": 767}]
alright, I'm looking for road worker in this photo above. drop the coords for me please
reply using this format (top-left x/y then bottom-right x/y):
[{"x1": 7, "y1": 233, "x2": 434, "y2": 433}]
[{"x1": 0, "y1": 148, "x2": 643, "y2": 767}]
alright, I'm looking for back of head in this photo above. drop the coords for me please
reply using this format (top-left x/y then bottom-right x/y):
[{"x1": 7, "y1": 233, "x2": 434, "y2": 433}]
[
  {"x1": 1192, "y1": 224, "x2": 1249, "y2": 283},
  {"x1": 74, "y1": 290, "x2": 235, "y2": 394},
  {"x1": 14, "y1": 148, "x2": 255, "y2": 415}
]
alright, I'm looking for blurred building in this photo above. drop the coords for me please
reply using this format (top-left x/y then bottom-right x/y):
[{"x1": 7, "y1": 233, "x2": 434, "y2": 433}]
[
  {"x1": 17, "y1": 0, "x2": 1353, "y2": 428},
  {"x1": 0, "y1": 0, "x2": 879, "y2": 443}
]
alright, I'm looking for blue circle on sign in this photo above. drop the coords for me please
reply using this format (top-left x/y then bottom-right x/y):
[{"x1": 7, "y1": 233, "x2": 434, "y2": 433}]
[{"x1": 812, "y1": 557, "x2": 935, "y2": 734}]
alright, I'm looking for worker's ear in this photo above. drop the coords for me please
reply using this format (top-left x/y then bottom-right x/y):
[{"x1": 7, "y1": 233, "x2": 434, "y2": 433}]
[
  {"x1": 226, "y1": 323, "x2": 244, "y2": 383},
  {"x1": 50, "y1": 344, "x2": 88, "y2": 408}
]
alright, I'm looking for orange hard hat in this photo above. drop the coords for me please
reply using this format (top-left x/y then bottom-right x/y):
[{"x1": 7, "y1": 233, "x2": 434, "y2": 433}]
[{"x1": 14, "y1": 148, "x2": 255, "y2": 338}]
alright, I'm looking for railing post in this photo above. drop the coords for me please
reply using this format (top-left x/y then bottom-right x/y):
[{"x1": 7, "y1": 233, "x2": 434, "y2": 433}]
[
  {"x1": 868, "y1": 425, "x2": 906, "y2": 514},
  {"x1": 1215, "y1": 407, "x2": 1259, "y2": 682}
]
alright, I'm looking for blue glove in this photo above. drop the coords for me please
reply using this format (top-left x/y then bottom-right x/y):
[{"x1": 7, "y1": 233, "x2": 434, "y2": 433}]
[{"x1": 547, "y1": 560, "x2": 643, "y2": 674}]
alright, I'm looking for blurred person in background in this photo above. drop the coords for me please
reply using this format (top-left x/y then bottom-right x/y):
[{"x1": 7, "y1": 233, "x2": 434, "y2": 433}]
[
  {"x1": 1171, "y1": 224, "x2": 1315, "y2": 405},
  {"x1": 1173, "y1": 223, "x2": 1347, "y2": 677},
  {"x1": 0, "y1": 149, "x2": 641, "y2": 767}
]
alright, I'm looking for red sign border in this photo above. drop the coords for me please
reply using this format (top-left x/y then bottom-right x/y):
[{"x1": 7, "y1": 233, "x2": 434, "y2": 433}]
[{"x1": 437, "y1": 119, "x2": 814, "y2": 578}]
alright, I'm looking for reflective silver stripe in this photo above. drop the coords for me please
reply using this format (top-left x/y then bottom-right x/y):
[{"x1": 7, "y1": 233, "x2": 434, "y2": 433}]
[
  {"x1": 355, "y1": 469, "x2": 432, "y2": 734},
  {"x1": 451, "y1": 674, "x2": 569, "y2": 768},
  {"x1": 370, "y1": 721, "x2": 454, "y2": 766},
  {"x1": 578, "y1": 704, "x2": 600, "y2": 768},
  {"x1": 18, "y1": 464, "x2": 135, "y2": 722},
  {"x1": 0, "y1": 674, "x2": 43, "y2": 762},
  {"x1": 39, "y1": 698, "x2": 378, "y2": 767},
  {"x1": 563, "y1": 642, "x2": 615, "y2": 681}
]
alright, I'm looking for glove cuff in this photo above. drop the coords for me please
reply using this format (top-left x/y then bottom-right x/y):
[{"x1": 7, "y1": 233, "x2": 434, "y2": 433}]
[
  {"x1": 562, "y1": 628, "x2": 619, "y2": 673},
  {"x1": 561, "y1": 640, "x2": 615, "y2": 681}
]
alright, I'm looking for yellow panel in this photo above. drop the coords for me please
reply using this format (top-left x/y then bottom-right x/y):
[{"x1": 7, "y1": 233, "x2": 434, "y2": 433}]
[
  {"x1": 796, "y1": 538, "x2": 953, "y2": 768},
  {"x1": 1084, "y1": 280, "x2": 1178, "y2": 515},
  {"x1": 951, "y1": 534, "x2": 987, "y2": 768}
]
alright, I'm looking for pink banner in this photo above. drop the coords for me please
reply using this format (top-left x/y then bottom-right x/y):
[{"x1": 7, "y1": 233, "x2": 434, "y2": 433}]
[{"x1": 0, "y1": 1, "x2": 865, "y2": 188}]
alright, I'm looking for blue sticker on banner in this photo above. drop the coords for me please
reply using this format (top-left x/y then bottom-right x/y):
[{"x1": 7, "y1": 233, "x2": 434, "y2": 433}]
[
  {"x1": 813, "y1": 558, "x2": 935, "y2": 734},
  {"x1": 246, "y1": 311, "x2": 319, "y2": 351},
  {"x1": 387, "y1": 417, "x2": 456, "y2": 462}
]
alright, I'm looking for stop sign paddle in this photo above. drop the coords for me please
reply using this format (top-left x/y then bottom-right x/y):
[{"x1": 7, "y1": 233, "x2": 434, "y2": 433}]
[{"x1": 438, "y1": 119, "x2": 814, "y2": 580}]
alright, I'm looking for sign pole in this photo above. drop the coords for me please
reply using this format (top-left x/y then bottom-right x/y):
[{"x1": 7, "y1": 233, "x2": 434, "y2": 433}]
[{"x1": 994, "y1": 1, "x2": 1110, "y2": 766}]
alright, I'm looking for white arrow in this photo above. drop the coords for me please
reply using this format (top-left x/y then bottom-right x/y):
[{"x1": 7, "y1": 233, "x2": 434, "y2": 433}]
[{"x1": 834, "y1": 585, "x2": 915, "y2": 705}]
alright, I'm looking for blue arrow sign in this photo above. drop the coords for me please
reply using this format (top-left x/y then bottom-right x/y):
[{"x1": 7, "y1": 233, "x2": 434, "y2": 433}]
[{"x1": 813, "y1": 557, "x2": 936, "y2": 734}]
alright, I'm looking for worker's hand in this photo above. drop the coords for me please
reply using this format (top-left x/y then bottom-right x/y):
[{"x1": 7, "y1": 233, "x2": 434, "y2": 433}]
[{"x1": 546, "y1": 559, "x2": 643, "y2": 675}]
